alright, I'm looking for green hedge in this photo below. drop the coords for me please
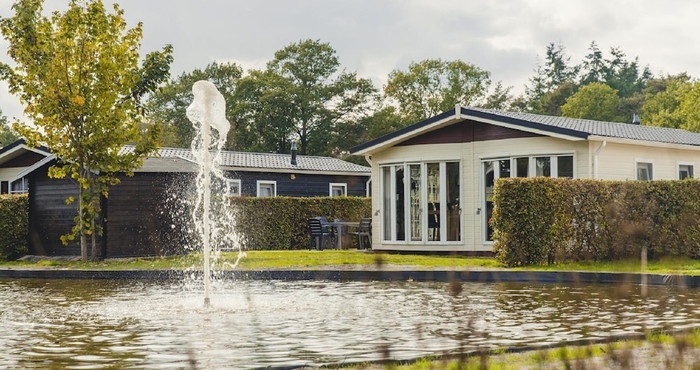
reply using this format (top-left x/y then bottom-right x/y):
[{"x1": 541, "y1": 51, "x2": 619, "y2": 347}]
[
  {"x1": 229, "y1": 196, "x2": 372, "y2": 250},
  {"x1": 492, "y1": 178, "x2": 700, "y2": 267},
  {"x1": 0, "y1": 194, "x2": 28, "y2": 261}
]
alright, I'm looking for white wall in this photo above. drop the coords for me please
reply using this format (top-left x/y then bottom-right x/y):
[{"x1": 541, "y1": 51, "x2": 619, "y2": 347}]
[
  {"x1": 370, "y1": 137, "x2": 590, "y2": 252},
  {"x1": 596, "y1": 141, "x2": 700, "y2": 180}
]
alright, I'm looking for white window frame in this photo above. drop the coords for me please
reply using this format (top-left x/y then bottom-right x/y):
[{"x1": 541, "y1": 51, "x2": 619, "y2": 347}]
[
  {"x1": 9, "y1": 178, "x2": 28, "y2": 194},
  {"x1": 678, "y1": 162, "x2": 695, "y2": 180},
  {"x1": 481, "y1": 153, "x2": 575, "y2": 244},
  {"x1": 329, "y1": 182, "x2": 347, "y2": 196},
  {"x1": 256, "y1": 180, "x2": 277, "y2": 197},
  {"x1": 226, "y1": 179, "x2": 241, "y2": 197},
  {"x1": 635, "y1": 159, "x2": 654, "y2": 181},
  {"x1": 378, "y1": 159, "x2": 461, "y2": 245}
]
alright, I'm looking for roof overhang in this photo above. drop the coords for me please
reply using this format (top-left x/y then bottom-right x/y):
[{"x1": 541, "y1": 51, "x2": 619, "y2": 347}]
[
  {"x1": 219, "y1": 166, "x2": 370, "y2": 176},
  {"x1": 14, "y1": 154, "x2": 56, "y2": 179},
  {"x1": 588, "y1": 135, "x2": 700, "y2": 151},
  {"x1": 0, "y1": 143, "x2": 51, "y2": 165},
  {"x1": 351, "y1": 106, "x2": 587, "y2": 156}
]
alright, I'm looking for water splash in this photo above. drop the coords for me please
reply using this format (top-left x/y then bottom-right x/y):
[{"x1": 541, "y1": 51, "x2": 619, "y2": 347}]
[{"x1": 186, "y1": 80, "x2": 242, "y2": 305}]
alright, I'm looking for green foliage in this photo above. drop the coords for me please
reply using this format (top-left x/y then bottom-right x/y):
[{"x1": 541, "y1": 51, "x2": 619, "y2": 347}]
[
  {"x1": 0, "y1": 0, "x2": 173, "y2": 260},
  {"x1": 230, "y1": 196, "x2": 371, "y2": 250},
  {"x1": 0, "y1": 194, "x2": 28, "y2": 260},
  {"x1": 0, "y1": 108, "x2": 19, "y2": 146},
  {"x1": 233, "y1": 39, "x2": 379, "y2": 156},
  {"x1": 384, "y1": 58, "x2": 492, "y2": 121},
  {"x1": 146, "y1": 61, "x2": 243, "y2": 148},
  {"x1": 492, "y1": 178, "x2": 700, "y2": 267},
  {"x1": 561, "y1": 82, "x2": 625, "y2": 122}
]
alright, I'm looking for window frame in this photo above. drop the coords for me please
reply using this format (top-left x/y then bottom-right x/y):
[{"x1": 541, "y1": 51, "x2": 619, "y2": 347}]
[
  {"x1": 635, "y1": 159, "x2": 654, "y2": 181},
  {"x1": 226, "y1": 179, "x2": 241, "y2": 197},
  {"x1": 9, "y1": 178, "x2": 28, "y2": 194},
  {"x1": 256, "y1": 180, "x2": 277, "y2": 197},
  {"x1": 678, "y1": 162, "x2": 695, "y2": 180},
  {"x1": 329, "y1": 182, "x2": 347, "y2": 197}
]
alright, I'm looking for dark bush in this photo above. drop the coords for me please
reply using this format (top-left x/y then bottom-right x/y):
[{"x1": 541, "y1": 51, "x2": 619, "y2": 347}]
[{"x1": 0, "y1": 194, "x2": 28, "y2": 261}]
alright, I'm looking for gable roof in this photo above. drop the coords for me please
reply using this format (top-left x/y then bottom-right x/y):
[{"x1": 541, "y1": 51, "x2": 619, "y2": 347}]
[
  {"x1": 0, "y1": 139, "x2": 51, "y2": 166},
  {"x1": 351, "y1": 106, "x2": 700, "y2": 155},
  {"x1": 120, "y1": 146, "x2": 371, "y2": 176}
]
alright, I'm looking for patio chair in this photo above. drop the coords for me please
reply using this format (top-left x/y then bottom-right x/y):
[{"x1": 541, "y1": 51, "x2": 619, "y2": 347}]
[
  {"x1": 353, "y1": 218, "x2": 372, "y2": 250},
  {"x1": 307, "y1": 217, "x2": 334, "y2": 250}
]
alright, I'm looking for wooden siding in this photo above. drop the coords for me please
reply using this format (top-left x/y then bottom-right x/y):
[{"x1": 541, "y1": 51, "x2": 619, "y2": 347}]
[
  {"x1": 397, "y1": 119, "x2": 542, "y2": 146},
  {"x1": 28, "y1": 175, "x2": 81, "y2": 256},
  {"x1": 595, "y1": 141, "x2": 700, "y2": 181},
  {"x1": 0, "y1": 151, "x2": 47, "y2": 168},
  {"x1": 230, "y1": 171, "x2": 369, "y2": 197},
  {"x1": 105, "y1": 172, "x2": 193, "y2": 257}
]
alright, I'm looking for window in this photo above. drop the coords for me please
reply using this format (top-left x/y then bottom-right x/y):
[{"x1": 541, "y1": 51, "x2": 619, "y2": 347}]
[
  {"x1": 256, "y1": 180, "x2": 276, "y2": 197},
  {"x1": 10, "y1": 178, "x2": 28, "y2": 194},
  {"x1": 679, "y1": 164, "x2": 694, "y2": 180},
  {"x1": 226, "y1": 179, "x2": 241, "y2": 196},
  {"x1": 329, "y1": 183, "x2": 347, "y2": 196},
  {"x1": 636, "y1": 162, "x2": 653, "y2": 181},
  {"x1": 380, "y1": 161, "x2": 461, "y2": 243},
  {"x1": 482, "y1": 154, "x2": 574, "y2": 242}
]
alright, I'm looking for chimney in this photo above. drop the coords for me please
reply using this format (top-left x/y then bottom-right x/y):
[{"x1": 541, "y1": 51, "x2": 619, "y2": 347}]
[
  {"x1": 632, "y1": 113, "x2": 641, "y2": 125},
  {"x1": 290, "y1": 141, "x2": 297, "y2": 166}
]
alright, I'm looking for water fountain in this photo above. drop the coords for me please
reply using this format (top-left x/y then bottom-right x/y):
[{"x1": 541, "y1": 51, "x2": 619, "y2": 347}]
[{"x1": 185, "y1": 80, "x2": 241, "y2": 305}]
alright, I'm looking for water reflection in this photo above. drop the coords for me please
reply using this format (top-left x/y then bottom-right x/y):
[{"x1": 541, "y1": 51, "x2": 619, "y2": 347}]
[{"x1": 1, "y1": 279, "x2": 699, "y2": 369}]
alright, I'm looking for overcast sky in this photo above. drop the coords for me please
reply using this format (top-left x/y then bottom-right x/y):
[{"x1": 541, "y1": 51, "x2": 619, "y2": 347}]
[{"x1": 1, "y1": 0, "x2": 700, "y2": 122}]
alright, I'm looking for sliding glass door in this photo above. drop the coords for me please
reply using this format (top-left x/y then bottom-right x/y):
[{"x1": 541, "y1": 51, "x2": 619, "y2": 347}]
[{"x1": 381, "y1": 161, "x2": 461, "y2": 244}]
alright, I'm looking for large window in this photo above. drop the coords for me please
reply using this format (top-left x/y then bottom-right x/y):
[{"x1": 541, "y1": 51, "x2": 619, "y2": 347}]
[
  {"x1": 256, "y1": 180, "x2": 276, "y2": 197},
  {"x1": 483, "y1": 154, "x2": 574, "y2": 242},
  {"x1": 679, "y1": 164, "x2": 694, "y2": 180},
  {"x1": 380, "y1": 161, "x2": 461, "y2": 243}
]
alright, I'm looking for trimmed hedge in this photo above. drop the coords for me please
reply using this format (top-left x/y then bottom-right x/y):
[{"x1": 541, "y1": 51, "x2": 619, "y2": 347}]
[
  {"x1": 492, "y1": 178, "x2": 700, "y2": 267},
  {"x1": 229, "y1": 196, "x2": 372, "y2": 250},
  {"x1": 0, "y1": 194, "x2": 28, "y2": 261}
]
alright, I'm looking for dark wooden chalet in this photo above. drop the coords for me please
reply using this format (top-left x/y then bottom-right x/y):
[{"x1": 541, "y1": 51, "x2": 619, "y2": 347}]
[{"x1": 21, "y1": 146, "x2": 371, "y2": 258}]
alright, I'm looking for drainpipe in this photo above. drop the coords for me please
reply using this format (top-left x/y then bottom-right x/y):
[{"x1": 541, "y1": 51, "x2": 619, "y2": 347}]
[
  {"x1": 364, "y1": 155, "x2": 373, "y2": 197},
  {"x1": 593, "y1": 141, "x2": 607, "y2": 179}
]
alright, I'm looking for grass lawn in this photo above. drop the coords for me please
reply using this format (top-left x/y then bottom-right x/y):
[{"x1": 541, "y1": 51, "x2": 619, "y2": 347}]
[{"x1": 2, "y1": 250, "x2": 700, "y2": 275}]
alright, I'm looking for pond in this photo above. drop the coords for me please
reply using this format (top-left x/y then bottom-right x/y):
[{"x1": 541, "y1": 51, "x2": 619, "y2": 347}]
[{"x1": 2, "y1": 278, "x2": 699, "y2": 369}]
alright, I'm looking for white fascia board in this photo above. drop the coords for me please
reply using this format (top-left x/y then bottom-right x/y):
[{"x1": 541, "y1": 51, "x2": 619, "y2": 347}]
[
  {"x1": 14, "y1": 154, "x2": 56, "y2": 179},
  {"x1": 462, "y1": 114, "x2": 587, "y2": 142},
  {"x1": 588, "y1": 135, "x2": 700, "y2": 151}
]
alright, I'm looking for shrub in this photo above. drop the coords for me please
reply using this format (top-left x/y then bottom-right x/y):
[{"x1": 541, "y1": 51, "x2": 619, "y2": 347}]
[
  {"x1": 0, "y1": 194, "x2": 28, "y2": 260},
  {"x1": 229, "y1": 196, "x2": 372, "y2": 250},
  {"x1": 492, "y1": 178, "x2": 700, "y2": 267}
]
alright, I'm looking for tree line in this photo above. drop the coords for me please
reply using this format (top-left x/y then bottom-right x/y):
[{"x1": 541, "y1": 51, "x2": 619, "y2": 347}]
[{"x1": 143, "y1": 40, "x2": 700, "y2": 161}]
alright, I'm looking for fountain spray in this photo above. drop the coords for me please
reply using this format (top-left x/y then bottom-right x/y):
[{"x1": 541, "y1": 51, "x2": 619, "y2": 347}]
[{"x1": 186, "y1": 80, "x2": 230, "y2": 306}]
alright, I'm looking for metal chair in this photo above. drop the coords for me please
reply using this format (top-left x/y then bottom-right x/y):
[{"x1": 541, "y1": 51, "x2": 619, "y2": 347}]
[
  {"x1": 308, "y1": 217, "x2": 334, "y2": 250},
  {"x1": 353, "y1": 218, "x2": 372, "y2": 249}
]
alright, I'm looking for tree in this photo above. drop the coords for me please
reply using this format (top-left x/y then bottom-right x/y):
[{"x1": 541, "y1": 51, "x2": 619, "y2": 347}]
[
  {"x1": 480, "y1": 81, "x2": 514, "y2": 110},
  {"x1": 522, "y1": 43, "x2": 578, "y2": 114},
  {"x1": 0, "y1": 108, "x2": 19, "y2": 146},
  {"x1": 561, "y1": 82, "x2": 624, "y2": 122},
  {"x1": 641, "y1": 73, "x2": 692, "y2": 129},
  {"x1": 384, "y1": 59, "x2": 492, "y2": 121},
  {"x1": 233, "y1": 39, "x2": 378, "y2": 155},
  {"x1": 0, "y1": 0, "x2": 173, "y2": 260},
  {"x1": 146, "y1": 62, "x2": 242, "y2": 148}
]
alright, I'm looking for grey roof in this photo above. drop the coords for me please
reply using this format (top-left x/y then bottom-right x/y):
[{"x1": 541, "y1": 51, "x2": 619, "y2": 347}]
[
  {"x1": 467, "y1": 107, "x2": 700, "y2": 146},
  {"x1": 351, "y1": 106, "x2": 700, "y2": 154},
  {"x1": 120, "y1": 146, "x2": 371, "y2": 174}
]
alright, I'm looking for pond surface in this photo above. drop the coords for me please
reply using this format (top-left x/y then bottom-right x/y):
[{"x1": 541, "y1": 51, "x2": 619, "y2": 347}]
[{"x1": 2, "y1": 278, "x2": 700, "y2": 369}]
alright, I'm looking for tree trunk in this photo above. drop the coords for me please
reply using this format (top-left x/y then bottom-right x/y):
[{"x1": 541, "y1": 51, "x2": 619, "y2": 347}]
[
  {"x1": 90, "y1": 215, "x2": 98, "y2": 261},
  {"x1": 79, "y1": 185, "x2": 88, "y2": 261}
]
